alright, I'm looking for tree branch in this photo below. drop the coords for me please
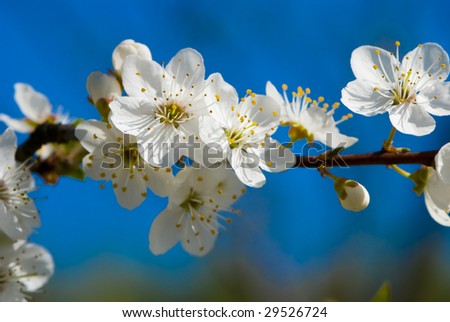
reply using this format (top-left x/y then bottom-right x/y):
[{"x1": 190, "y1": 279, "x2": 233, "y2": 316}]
[
  {"x1": 15, "y1": 123, "x2": 77, "y2": 162},
  {"x1": 15, "y1": 123, "x2": 438, "y2": 169}
]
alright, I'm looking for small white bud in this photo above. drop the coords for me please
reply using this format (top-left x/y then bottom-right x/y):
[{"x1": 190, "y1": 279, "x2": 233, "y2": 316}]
[
  {"x1": 335, "y1": 179, "x2": 370, "y2": 212},
  {"x1": 86, "y1": 71, "x2": 122, "y2": 105},
  {"x1": 112, "y1": 39, "x2": 152, "y2": 72}
]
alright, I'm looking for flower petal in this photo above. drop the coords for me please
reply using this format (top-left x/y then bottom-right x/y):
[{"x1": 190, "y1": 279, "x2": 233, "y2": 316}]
[
  {"x1": 0, "y1": 128, "x2": 17, "y2": 173},
  {"x1": 350, "y1": 46, "x2": 398, "y2": 88},
  {"x1": 14, "y1": 243, "x2": 54, "y2": 292},
  {"x1": 313, "y1": 128, "x2": 359, "y2": 149},
  {"x1": 181, "y1": 211, "x2": 218, "y2": 256},
  {"x1": 86, "y1": 71, "x2": 122, "y2": 104},
  {"x1": 419, "y1": 82, "x2": 450, "y2": 116},
  {"x1": 230, "y1": 148, "x2": 265, "y2": 188},
  {"x1": 166, "y1": 48, "x2": 205, "y2": 88},
  {"x1": 149, "y1": 206, "x2": 184, "y2": 255},
  {"x1": 75, "y1": 120, "x2": 112, "y2": 153},
  {"x1": 144, "y1": 166, "x2": 175, "y2": 197},
  {"x1": 341, "y1": 80, "x2": 392, "y2": 116},
  {"x1": 121, "y1": 55, "x2": 163, "y2": 99},
  {"x1": 425, "y1": 192, "x2": 450, "y2": 227},
  {"x1": 402, "y1": 43, "x2": 449, "y2": 89},
  {"x1": 198, "y1": 115, "x2": 228, "y2": 160},
  {"x1": 14, "y1": 83, "x2": 52, "y2": 122},
  {"x1": 388, "y1": 104, "x2": 435, "y2": 136},
  {"x1": 0, "y1": 114, "x2": 34, "y2": 133},
  {"x1": 257, "y1": 138, "x2": 296, "y2": 173},
  {"x1": 112, "y1": 169, "x2": 148, "y2": 210},
  {"x1": 435, "y1": 142, "x2": 450, "y2": 185}
]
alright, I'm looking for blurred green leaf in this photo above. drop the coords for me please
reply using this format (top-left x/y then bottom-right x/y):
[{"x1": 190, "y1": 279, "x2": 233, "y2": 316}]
[{"x1": 372, "y1": 282, "x2": 391, "y2": 302}]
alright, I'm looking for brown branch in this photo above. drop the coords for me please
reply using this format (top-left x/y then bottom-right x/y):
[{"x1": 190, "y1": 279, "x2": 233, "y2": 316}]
[
  {"x1": 294, "y1": 150, "x2": 437, "y2": 168},
  {"x1": 14, "y1": 122, "x2": 438, "y2": 169},
  {"x1": 15, "y1": 123, "x2": 77, "y2": 162}
]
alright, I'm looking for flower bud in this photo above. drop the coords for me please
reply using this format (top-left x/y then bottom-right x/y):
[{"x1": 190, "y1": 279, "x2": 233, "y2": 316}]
[
  {"x1": 335, "y1": 179, "x2": 370, "y2": 212},
  {"x1": 86, "y1": 71, "x2": 122, "y2": 105},
  {"x1": 112, "y1": 39, "x2": 152, "y2": 72}
]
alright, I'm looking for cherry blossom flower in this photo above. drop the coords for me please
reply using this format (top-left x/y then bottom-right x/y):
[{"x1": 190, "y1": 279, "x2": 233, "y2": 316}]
[
  {"x1": 334, "y1": 179, "x2": 370, "y2": 212},
  {"x1": 0, "y1": 129, "x2": 39, "y2": 239},
  {"x1": 0, "y1": 232, "x2": 54, "y2": 301},
  {"x1": 266, "y1": 82, "x2": 357, "y2": 149},
  {"x1": 149, "y1": 166, "x2": 245, "y2": 256},
  {"x1": 423, "y1": 143, "x2": 450, "y2": 226},
  {"x1": 112, "y1": 39, "x2": 152, "y2": 73},
  {"x1": 198, "y1": 75, "x2": 295, "y2": 188},
  {"x1": 341, "y1": 42, "x2": 450, "y2": 136},
  {"x1": 109, "y1": 48, "x2": 219, "y2": 167},
  {"x1": 86, "y1": 71, "x2": 122, "y2": 106},
  {"x1": 75, "y1": 120, "x2": 175, "y2": 210},
  {"x1": 0, "y1": 83, "x2": 69, "y2": 134}
]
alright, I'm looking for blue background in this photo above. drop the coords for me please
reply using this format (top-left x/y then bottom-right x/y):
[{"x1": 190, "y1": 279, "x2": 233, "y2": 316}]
[{"x1": 1, "y1": 0, "x2": 450, "y2": 300}]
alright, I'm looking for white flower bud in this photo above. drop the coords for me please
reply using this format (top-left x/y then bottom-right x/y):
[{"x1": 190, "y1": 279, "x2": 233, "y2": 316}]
[
  {"x1": 86, "y1": 71, "x2": 122, "y2": 105},
  {"x1": 112, "y1": 39, "x2": 152, "y2": 72},
  {"x1": 336, "y1": 179, "x2": 370, "y2": 212}
]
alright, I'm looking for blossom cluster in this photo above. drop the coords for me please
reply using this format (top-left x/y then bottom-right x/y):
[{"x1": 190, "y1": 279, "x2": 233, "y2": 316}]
[{"x1": 1, "y1": 38, "x2": 450, "y2": 301}]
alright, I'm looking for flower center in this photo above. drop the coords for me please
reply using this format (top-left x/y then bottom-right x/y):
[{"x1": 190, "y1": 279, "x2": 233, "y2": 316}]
[
  {"x1": 288, "y1": 123, "x2": 314, "y2": 144},
  {"x1": 155, "y1": 102, "x2": 188, "y2": 128},
  {"x1": 122, "y1": 143, "x2": 140, "y2": 169},
  {"x1": 393, "y1": 71, "x2": 416, "y2": 105},
  {"x1": 180, "y1": 189, "x2": 204, "y2": 211},
  {"x1": 225, "y1": 129, "x2": 244, "y2": 149}
]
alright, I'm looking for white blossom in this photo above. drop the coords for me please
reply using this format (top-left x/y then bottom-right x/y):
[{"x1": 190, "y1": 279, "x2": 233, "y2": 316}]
[
  {"x1": 266, "y1": 82, "x2": 357, "y2": 149},
  {"x1": 0, "y1": 83, "x2": 68, "y2": 133},
  {"x1": 86, "y1": 71, "x2": 122, "y2": 106},
  {"x1": 0, "y1": 129, "x2": 39, "y2": 239},
  {"x1": 341, "y1": 42, "x2": 450, "y2": 136},
  {"x1": 335, "y1": 179, "x2": 370, "y2": 212},
  {"x1": 149, "y1": 166, "x2": 245, "y2": 256},
  {"x1": 423, "y1": 143, "x2": 450, "y2": 226},
  {"x1": 112, "y1": 39, "x2": 152, "y2": 73},
  {"x1": 109, "y1": 48, "x2": 219, "y2": 167},
  {"x1": 198, "y1": 75, "x2": 295, "y2": 188},
  {"x1": 75, "y1": 120, "x2": 175, "y2": 210},
  {"x1": 0, "y1": 232, "x2": 54, "y2": 301}
]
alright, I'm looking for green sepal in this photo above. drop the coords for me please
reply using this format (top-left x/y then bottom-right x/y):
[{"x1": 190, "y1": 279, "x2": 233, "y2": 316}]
[
  {"x1": 334, "y1": 178, "x2": 348, "y2": 200},
  {"x1": 96, "y1": 99, "x2": 111, "y2": 122},
  {"x1": 409, "y1": 167, "x2": 429, "y2": 196}
]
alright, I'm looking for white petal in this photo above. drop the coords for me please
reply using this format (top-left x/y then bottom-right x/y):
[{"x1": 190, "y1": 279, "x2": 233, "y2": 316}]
[
  {"x1": 86, "y1": 71, "x2": 122, "y2": 104},
  {"x1": 341, "y1": 80, "x2": 391, "y2": 116},
  {"x1": 181, "y1": 211, "x2": 218, "y2": 256},
  {"x1": 14, "y1": 243, "x2": 54, "y2": 292},
  {"x1": 425, "y1": 192, "x2": 450, "y2": 227},
  {"x1": 149, "y1": 206, "x2": 184, "y2": 255},
  {"x1": 0, "y1": 128, "x2": 17, "y2": 172},
  {"x1": 419, "y1": 82, "x2": 450, "y2": 116},
  {"x1": 240, "y1": 94, "x2": 280, "y2": 134},
  {"x1": 425, "y1": 169, "x2": 450, "y2": 212},
  {"x1": 198, "y1": 115, "x2": 228, "y2": 159},
  {"x1": 207, "y1": 73, "x2": 239, "y2": 126},
  {"x1": 388, "y1": 104, "x2": 435, "y2": 136},
  {"x1": 109, "y1": 97, "x2": 156, "y2": 137},
  {"x1": 402, "y1": 43, "x2": 449, "y2": 89},
  {"x1": 112, "y1": 39, "x2": 152, "y2": 71},
  {"x1": 113, "y1": 169, "x2": 148, "y2": 210},
  {"x1": 144, "y1": 166, "x2": 175, "y2": 197},
  {"x1": 0, "y1": 114, "x2": 34, "y2": 133},
  {"x1": 350, "y1": 46, "x2": 398, "y2": 88},
  {"x1": 265, "y1": 81, "x2": 284, "y2": 106},
  {"x1": 314, "y1": 129, "x2": 358, "y2": 149},
  {"x1": 14, "y1": 83, "x2": 52, "y2": 122},
  {"x1": 121, "y1": 55, "x2": 163, "y2": 98},
  {"x1": 75, "y1": 120, "x2": 112, "y2": 153},
  {"x1": 230, "y1": 149, "x2": 265, "y2": 188},
  {"x1": 166, "y1": 48, "x2": 205, "y2": 88},
  {"x1": 435, "y1": 142, "x2": 450, "y2": 185},
  {"x1": 257, "y1": 139, "x2": 296, "y2": 172}
]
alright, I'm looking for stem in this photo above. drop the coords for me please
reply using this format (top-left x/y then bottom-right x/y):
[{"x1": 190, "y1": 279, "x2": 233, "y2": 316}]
[
  {"x1": 382, "y1": 127, "x2": 397, "y2": 151},
  {"x1": 390, "y1": 164, "x2": 411, "y2": 178},
  {"x1": 14, "y1": 122, "x2": 438, "y2": 171}
]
